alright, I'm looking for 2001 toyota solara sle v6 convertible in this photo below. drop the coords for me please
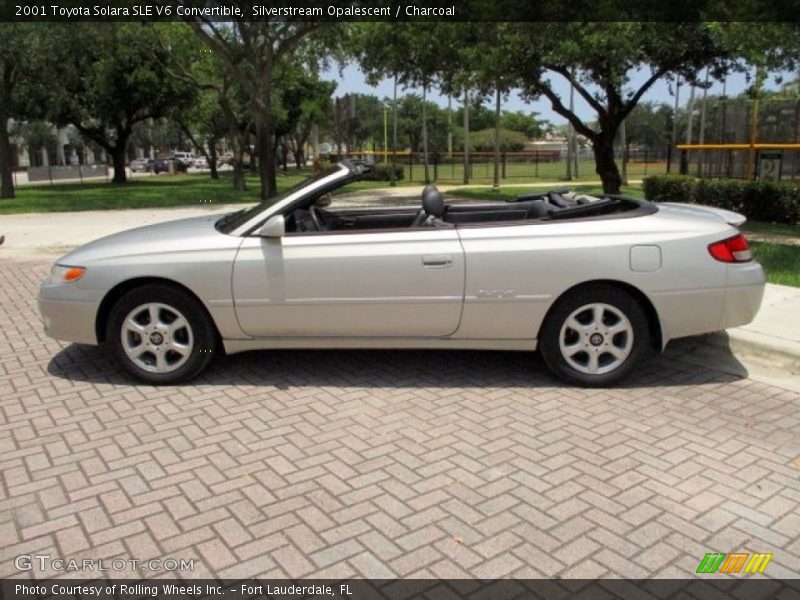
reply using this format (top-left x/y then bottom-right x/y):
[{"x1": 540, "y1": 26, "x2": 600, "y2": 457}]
[{"x1": 39, "y1": 160, "x2": 765, "y2": 387}]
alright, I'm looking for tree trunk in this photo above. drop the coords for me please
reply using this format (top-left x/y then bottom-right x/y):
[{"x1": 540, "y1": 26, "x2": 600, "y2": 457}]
[
  {"x1": 592, "y1": 134, "x2": 622, "y2": 194},
  {"x1": 256, "y1": 118, "x2": 277, "y2": 200},
  {"x1": 0, "y1": 114, "x2": 15, "y2": 199},
  {"x1": 208, "y1": 140, "x2": 219, "y2": 180},
  {"x1": 296, "y1": 145, "x2": 305, "y2": 169},
  {"x1": 111, "y1": 144, "x2": 128, "y2": 184},
  {"x1": 230, "y1": 132, "x2": 246, "y2": 192}
]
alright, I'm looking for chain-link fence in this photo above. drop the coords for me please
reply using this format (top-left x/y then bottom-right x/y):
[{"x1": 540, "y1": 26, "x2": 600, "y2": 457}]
[{"x1": 327, "y1": 150, "x2": 666, "y2": 185}]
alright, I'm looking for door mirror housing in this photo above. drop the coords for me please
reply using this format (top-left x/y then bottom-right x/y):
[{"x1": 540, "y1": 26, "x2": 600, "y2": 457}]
[{"x1": 259, "y1": 215, "x2": 285, "y2": 238}]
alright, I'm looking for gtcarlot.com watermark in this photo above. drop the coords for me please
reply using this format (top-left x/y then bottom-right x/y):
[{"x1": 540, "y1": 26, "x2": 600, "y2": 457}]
[{"x1": 15, "y1": 554, "x2": 195, "y2": 573}]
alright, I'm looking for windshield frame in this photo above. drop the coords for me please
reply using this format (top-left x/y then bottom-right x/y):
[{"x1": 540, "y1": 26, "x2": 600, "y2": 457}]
[{"x1": 217, "y1": 163, "x2": 354, "y2": 236}]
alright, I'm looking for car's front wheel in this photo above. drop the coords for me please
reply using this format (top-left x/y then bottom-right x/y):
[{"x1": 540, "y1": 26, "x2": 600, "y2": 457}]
[
  {"x1": 539, "y1": 285, "x2": 649, "y2": 387},
  {"x1": 107, "y1": 284, "x2": 216, "y2": 384}
]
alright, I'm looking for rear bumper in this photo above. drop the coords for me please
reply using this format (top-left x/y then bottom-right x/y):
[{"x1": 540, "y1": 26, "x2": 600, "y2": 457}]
[
  {"x1": 720, "y1": 262, "x2": 766, "y2": 330},
  {"x1": 38, "y1": 286, "x2": 100, "y2": 346}
]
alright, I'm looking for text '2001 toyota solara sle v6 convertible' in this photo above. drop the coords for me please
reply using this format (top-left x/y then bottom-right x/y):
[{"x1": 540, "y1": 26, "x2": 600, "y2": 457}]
[{"x1": 39, "y1": 160, "x2": 765, "y2": 387}]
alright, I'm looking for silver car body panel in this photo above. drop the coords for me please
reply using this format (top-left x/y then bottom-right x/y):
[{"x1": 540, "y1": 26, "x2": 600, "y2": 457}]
[
  {"x1": 39, "y1": 215, "x2": 243, "y2": 345},
  {"x1": 232, "y1": 228, "x2": 465, "y2": 338},
  {"x1": 39, "y1": 163, "x2": 765, "y2": 359}
]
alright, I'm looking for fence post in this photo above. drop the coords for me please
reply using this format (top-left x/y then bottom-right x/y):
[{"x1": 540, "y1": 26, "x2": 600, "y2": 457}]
[
  {"x1": 502, "y1": 152, "x2": 506, "y2": 179},
  {"x1": 433, "y1": 153, "x2": 438, "y2": 182},
  {"x1": 408, "y1": 152, "x2": 413, "y2": 182},
  {"x1": 679, "y1": 150, "x2": 688, "y2": 175}
]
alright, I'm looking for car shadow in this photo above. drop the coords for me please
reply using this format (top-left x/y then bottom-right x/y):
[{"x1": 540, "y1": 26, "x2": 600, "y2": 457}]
[
  {"x1": 663, "y1": 331, "x2": 752, "y2": 379},
  {"x1": 46, "y1": 341, "x2": 744, "y2": 389}
]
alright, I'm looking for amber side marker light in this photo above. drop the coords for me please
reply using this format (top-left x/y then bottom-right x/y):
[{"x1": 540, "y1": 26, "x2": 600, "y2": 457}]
[{"x1": 64, "y1": 267, "x2": 86, "y2": 281}]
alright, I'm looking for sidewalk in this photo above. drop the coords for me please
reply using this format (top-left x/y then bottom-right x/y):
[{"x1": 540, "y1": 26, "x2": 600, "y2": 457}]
[{"x1": 2, "y1": 202, "x2": 798, "y2": 391}]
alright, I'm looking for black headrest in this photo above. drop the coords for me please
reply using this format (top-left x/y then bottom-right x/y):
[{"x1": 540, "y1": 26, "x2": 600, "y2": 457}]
[{"x1": 421, "y1": 185, "x2": 445, "y2": 218}]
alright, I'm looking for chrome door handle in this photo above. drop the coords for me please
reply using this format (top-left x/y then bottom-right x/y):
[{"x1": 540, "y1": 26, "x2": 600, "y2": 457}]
[{"x1": 422, "y1": 255, "x2": 453, "y2": 267}]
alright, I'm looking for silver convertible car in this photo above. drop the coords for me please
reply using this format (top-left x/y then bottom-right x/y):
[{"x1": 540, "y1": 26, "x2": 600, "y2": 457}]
[{"x1": 39, "y1": 160, "x2": 765, "y2": 387}]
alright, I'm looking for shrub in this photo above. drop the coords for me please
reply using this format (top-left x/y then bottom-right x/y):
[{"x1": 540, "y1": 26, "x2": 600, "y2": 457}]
[
  {"x1": 641, "y1": 175, "x2": 800, "y2": 225},
  {"x1": 641, "y1": 174, "x2": 697, "y2": 203},
  {"x1": 362, "y1": 162, "x2": 404, "y2": 181},
  {"x1": 469, "y1": 128, "x2": 528, "y2": 152}
]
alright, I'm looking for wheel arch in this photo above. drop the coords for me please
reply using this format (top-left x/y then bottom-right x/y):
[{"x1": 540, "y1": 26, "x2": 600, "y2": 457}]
[
  {"x1": 95, "y1": 276, "x2": 222, "y2": 346},
  {"x1": 539, "y1": 280, "x2": 663, "y2": 352}
]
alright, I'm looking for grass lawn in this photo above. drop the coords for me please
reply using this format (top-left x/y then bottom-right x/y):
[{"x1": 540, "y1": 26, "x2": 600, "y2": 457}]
[
  {"x1": 1, "y1": 170, "x2": 420, "y2": 215},
  {"x1": 750, "y1": 242, "x2": 800, "y2": 287},
  {"x1": 739, "y1": 220, "x2": 800, "y2": 238},
  {"x1": 0, "y1": 171, "x2": 312, "y2": 215}
]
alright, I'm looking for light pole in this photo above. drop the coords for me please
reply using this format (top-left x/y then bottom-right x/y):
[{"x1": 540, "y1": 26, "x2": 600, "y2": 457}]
[
  {"x1": 493, "y1": 87, "x2": 501, "y2": 192},
  {"x1": 383, "y1": 105, "x2": 388, "y2": 164},
  {"x1": 391, "y1": 75, "x2": 398, "y2": 187}
]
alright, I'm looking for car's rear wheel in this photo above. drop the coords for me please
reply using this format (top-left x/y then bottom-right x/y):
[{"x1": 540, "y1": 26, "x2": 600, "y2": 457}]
[
  {"x1": 539, "y1": 285, "x2": 649, "y2": 387},
  {"x1": 107, "y1": 284, "x2": 216, "y2": 384}
]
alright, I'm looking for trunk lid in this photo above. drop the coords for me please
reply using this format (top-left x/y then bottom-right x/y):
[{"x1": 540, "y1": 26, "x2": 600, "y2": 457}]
[{"x1": 657, "y1": 202, "x2": 746, "y2": 227}]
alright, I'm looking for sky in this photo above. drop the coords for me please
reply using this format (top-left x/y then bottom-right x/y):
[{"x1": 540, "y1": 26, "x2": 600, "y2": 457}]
[{"x1": 323, "y1": 62, "x2": 787, "y2": 128}]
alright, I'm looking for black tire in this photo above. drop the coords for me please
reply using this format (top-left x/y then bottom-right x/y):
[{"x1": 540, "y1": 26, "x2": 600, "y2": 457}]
[
  {"x1": 106, "y1": 284, "x2": 217, "y2": 384},
  {"x1": 538, "y1": 284, "x2": 650, "y2": 387}
]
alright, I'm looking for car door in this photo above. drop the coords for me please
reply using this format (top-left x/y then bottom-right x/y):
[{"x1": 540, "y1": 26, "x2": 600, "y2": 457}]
[{"x1": 232, "y1": 228, "x2": 465, "y2": 338}]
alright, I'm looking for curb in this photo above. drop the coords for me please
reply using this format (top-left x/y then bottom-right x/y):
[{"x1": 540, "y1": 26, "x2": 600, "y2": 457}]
[{"x1": 706, "y1": 329, "x2": 800, "y2": 375}]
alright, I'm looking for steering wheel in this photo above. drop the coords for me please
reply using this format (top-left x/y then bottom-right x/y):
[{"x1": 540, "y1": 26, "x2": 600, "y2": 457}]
[{"x1": 309, "y1": 206, "x2": 325, "y2": 231}]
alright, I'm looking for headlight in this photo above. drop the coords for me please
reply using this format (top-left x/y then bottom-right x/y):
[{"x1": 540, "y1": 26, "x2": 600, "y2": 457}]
[{"x1": 49, "y1": 264, "x2": 86, "y2": 284}]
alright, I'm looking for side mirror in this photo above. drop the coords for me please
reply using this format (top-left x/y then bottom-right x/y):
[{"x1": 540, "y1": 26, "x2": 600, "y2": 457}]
[{"x1": 258, "y1": 215, "x2": 285, "y2": 238}]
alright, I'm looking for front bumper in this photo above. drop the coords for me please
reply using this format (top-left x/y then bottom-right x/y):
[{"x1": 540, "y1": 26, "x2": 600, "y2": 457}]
[{"x1": 38, "y1": 284, "x2": 100, "y2": 346}]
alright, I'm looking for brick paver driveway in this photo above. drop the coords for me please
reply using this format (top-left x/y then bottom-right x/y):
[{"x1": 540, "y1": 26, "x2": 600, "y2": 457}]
[{"x1": 2, "y1": 262, "x2": 799, "y2": 579}]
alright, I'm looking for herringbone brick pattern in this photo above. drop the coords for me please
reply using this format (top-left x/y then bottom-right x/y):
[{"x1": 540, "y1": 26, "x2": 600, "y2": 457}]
[{"x1": 1, "y1": 262, "x2": 799, "y2": 579}]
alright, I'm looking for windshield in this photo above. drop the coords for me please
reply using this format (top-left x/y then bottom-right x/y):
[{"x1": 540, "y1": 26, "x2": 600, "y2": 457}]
[{"x1": 215, "y1": 166, "x2": 342, "y2": 234}]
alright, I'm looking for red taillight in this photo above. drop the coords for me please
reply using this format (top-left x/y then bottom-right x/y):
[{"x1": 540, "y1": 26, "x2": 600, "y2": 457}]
[{"x1": 708, "y1": 234, "x2": 752, "y2": 263}]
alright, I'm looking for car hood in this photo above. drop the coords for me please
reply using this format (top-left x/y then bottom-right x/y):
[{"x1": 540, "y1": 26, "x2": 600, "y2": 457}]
[{"x1": 57, "y1": 214, "x2": 240, "y2": 265}]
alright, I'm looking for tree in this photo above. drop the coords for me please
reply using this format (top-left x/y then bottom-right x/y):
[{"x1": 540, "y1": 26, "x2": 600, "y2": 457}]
[
  {"x1": 501, "y1": 110, "x2": 549, "y2": 140},
  {"x1": 394, "y1": 95, "x2": 447, "y2": 153},
  {"x1": 622, "y1": 102, "x2": 673, "y2": 157},
  {"x1": 332, "y1": 93, "x2": 384, "y2": 152},
  {"x1": 453, "y1": 100, "x2": 495, "y2": 132},
  {"x1": 47, "y1": 23, "x2": 195, "y2": 184},
  {"x1": 153, "y1": 23, "x2": 253, "y2": 191},
  {"x1": 274, "y1": 69, "x2": 335, "y2": 168},
  {"x1": 0, "y1": 24, "x2": 49, "y2": 198},
  {"x1": 489, "y1": 23, "x2": 725, "y2": 192},
  {"x1": 353, "y1": 23, "x2": 467, "y2": 182},
  {"x1": 185, "y1": 15, "x2": 340, "y2": 199},
  {"x1": 498, "y1": 22, "x2": 800, "y2": 192}
]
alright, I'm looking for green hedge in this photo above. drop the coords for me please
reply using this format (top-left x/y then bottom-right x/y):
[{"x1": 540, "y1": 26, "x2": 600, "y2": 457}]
[
  {"x1": 362, "y1": 162, "x2": 404, "y2": 181},
  {"x1": 642, "y1": 175, "x2": 800, "y2": 225}
]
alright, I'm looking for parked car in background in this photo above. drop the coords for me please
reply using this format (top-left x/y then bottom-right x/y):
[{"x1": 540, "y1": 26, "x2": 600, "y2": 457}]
[
  {"x1": 129, "y1": 158, "x2": 154, "y2": 172},
  {"x1": 192, "y1": 156, "x2": 209, "y2": 169},
  {"x1": 153, "y1": 157, "x2": 189, "y2": 174},
  {"x1": 38, "y1": 160, "x2": 765, "y2": 387},
  {"x1": 173, "y1": 151, "x2": 194, "y2": 165}
]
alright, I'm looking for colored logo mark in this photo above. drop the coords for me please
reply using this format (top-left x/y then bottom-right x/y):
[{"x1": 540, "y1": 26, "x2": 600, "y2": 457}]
[{"x1": 696, "y1": 552, "x2": 773, "y2": 574}]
